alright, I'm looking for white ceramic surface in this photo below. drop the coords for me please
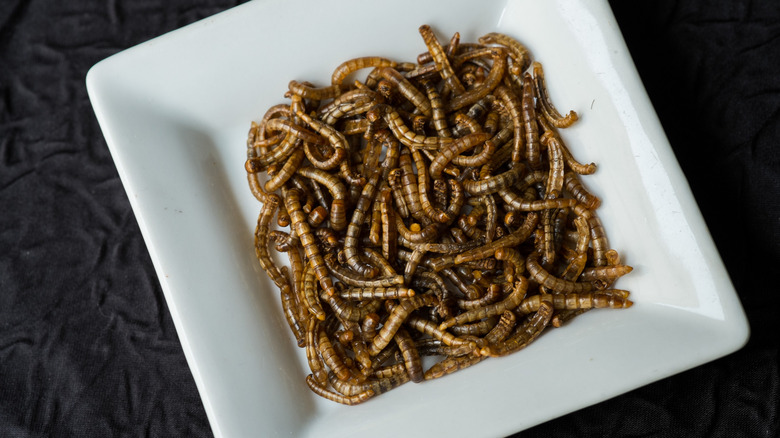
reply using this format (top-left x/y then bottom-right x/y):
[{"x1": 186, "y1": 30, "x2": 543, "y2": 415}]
[{"x1": 86, "y1": 0, "x2": 750, "y2": 436}]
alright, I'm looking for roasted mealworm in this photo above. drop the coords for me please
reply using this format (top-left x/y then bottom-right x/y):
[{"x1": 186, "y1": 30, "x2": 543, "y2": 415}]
[
  {"x1": 254, "y1": 195, "x2": 287, "y2": 289},
  {"x1": 367, "y1": 104, "x2": 452, "y2": 150},
  {"x1": 296, "y1": 166, "x2": 347, "y2": 231},
  {"x1": 573, "y1": 203, "x2": 609, "y2": 266},
  {"x1": 387, "y1": 168, "x2": 410, "y2": 219},
  {"x1": 532, "y1": 62, "x2": 578, "y2": 128},
  {"x1": 421, "y1": 79, "x2": 451, "y2": 138},
  {"x1": 264, "y1": 148, "x2": 304, "y2": 192},
  {"x1": 449, "y1": 316, "x2": 499, "y2": 337},
  {"x1": 398, "y1": 150, "x2": 428, "y2": 223},
  {"x1": 343, "y1": 170, "x2": 381, "y2": 278},
  {"x1": 284, "y1": 188, "x2": 336, "y2": 296},
  {"x1": 331, "y1": 56, "x2": 399, "y2": 85},
  {"x1": 424, "y1": 354, "x2": 484, "y2": 381},
  {"x1": 412, "y1": 149, "x2": 451, "y2": 223},
  {"x1": 518, "y1": 291, "x2": 633, "y2": 314},
  {"x1": 429, "y1": 132, "x2": 491, "y2": 179},
  {"x1": 305, "y1": 318, "x2": 328, "y2": 385},
  {"x1": 446, "y1": 48, "x2": 506, "y2": 112},
  {"x1": 462, "y1": 165, "x2": 525, "y2": 196},
  {"x1": 542, "y1": 131, "x2": 565, "y2": 199},
  {"x1": 578, "y1": 265, "x2": 634, "y2": 283},
  {"x1": 324, "y1": 253, "x2": 404, "y2": 287},
  {"x1": 338, "y1": 286, "x2": 415, "y2": 300},
  {"x1": 563, "y1": 171, "x2": 601, "y2": 210},
  {"x1": 361, "y1": 247, "x2": 397, "y2": 277},
  {"x1": 480, "y1": 300, "x2": 553, "y2": 357},
  {"x1": 478, "y1": 32, "x2": 532, "y2": 74},
  {"x1": 288, "y1": 80, "x2": 345, "y2": 100},
  {"x1": 526, "y1": 252, "x2": 599, "y2": 294},
  {"x1": 453, "y1": 211, "x2": 538, "y2": 264},
  {"x1": 302, "y1": 261, "x2": 327, "y2": 321},
  {"x1": 279, "y1": 267, "x2": 306, "y2": 347},
  {"x1": 379, "y1": 188, "x2": 398, "y2": 262},
  {"x1": 520, "y1": 72, "x2": 542, "y2": 170},
  {"x1": 377, "y1": 67, "x2": 432, "y2": 117},
  {"x1": 320, "y1": 291, "x2": 383, "y2": 324},
  {"x1": 395, "y1": 328, "x2": 424, "y2": 383},
  {"x1": 368, "y1": 294, "x2": 438, "y2": 355},
  {"x1": 419, "y1": 24, "x2": 466, "y2": 96},
  {"x1": 328, "y1": 370, "x2": 410, "y2": 397},
  {"x1": 439, "y1": 277, "x2": 528, "y2": 329},
  {"x1": 404, "y1": 315, "x2": 476, "y2": 349},
  {"x1": 306, "y1": 374, "x2": 374, "y2": 405}
]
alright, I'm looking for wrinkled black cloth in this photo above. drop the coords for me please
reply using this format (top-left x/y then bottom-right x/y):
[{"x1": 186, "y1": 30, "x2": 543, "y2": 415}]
[{"x1": 0, "y1": 1, "x2": 777, "y2": 437}]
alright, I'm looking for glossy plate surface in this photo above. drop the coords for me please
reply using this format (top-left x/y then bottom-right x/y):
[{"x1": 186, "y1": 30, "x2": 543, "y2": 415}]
[{"x1": 87, "y1": 0, "x2": 749, "y2": 436}]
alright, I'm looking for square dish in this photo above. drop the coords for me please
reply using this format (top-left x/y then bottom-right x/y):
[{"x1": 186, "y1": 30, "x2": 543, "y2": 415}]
[{"x1": 86, "y1": 0, "x2": 750, "y2": 436}]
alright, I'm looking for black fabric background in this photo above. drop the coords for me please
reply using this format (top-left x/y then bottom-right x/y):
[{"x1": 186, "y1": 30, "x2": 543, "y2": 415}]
[{"x1": 1, "y1": 1, "x2": 778, "y2": 437}]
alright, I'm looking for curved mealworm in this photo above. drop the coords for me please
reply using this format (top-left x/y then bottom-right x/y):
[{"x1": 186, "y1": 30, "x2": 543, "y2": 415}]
[
  {"x1": 419, "y1": 24, "x2": 466, "y2": 96},
  {"x1": 377, "y1": 67, "x2": 432, "y2": 117},
  {"x1": 446, "y1": 47, "x2": 506, "y2": 112},
  {"x1": 412, "y1": 149, "x2": 452, "y2": 223},
  {"x1": 494, "y1": 247, "x2": 525, "y2": 284},
  {"x1": 279, "y1": 267, "x2": 306, "y2": 347},
  {"x1": 254, "y1": 195, "x2": 287, "y2": 289},
  {"x1": 532, "y1": 62, "x2": 578, "y2": 128},
  {"x1": 573, "y1": 203, "x2": 609, "y2": 266},
  {"x1": 296, "y1": 166, "x2": 347, "y2": 231},
  {"x1": 421, "y1": 79, "x2": 452, "y2": 138},
  {"x1": 366, "y1": 104, "x2": 452, "y2": 150},
  {"x1": 284, "y1": 188, "x2": 336, "y2": 297},
  {"x1": 480, "y1": 300, "x2": 553, "y2": 357},
  {"x1": 398, "y1": 150, "x2": 428, "y2": 223},
  {"x1": 404, "y1": 315, "x2": 476, "y2": 349},
  {"x1": 453, "y1": 211, "x2": 538, "y2": 264},
  {"x1": 449, "y1": 316, "x2": 500, "y2": 337},
  {"x1": 320, "y1": 291, "x2": 383, "y2": 324},
  {"x1": 288, "y1": 80, "x2": 345, "y2": 100},
  {"x1": 302, "y1": 261, "x2": 326, "y2": 321},
  {"x1": 328, "y1": 370, "x2": 410, "y2": 397},
  {"x1": 368, "y1": 294, "x2": 438, "y2": 355},
  {"x1": 462, "y1": 165, "x2": 525, "y2": 196},
  {"x1": 306, "y1": 374, "x2": 374, "y2": 406},
  {"x1": 305, "y1": 318, "x2": 328, "y2": 386},
  {"x1": 324, "y1": 253, "x2": 403, "y2": 287},
  {"x1": 429, "y1": 132, "x2": 491, "y2": 180},
  {"x1": 578, "y1": 265, "x2": 634, "y2": 282},
  {"x1": 526, "y1": 252, "x2": 599, "y2": 294},
  {"x1": 484, "y1": 310, "x2": 517, "y2": 345},
  {"x1": 456, "y1": 282, "x2": 502, "y2": 309},
  {"x1": 564, "y1": 171, "x2": 601, "y2": 210},
  {"x1": 439, "y1": 277, "x2": 528, "y2": 330},
  {"x1": 424, "y1": 354, "x2": 484, "y2": 381},
  {"x1": 361, "y1": 247, "x2": 397, "y2": 277},
  {"x1": 395, "y1": 328, "x2": 424, "y2": 383},
  {"x1": 264, "y1": 148, "x2": 304, "y2": 193},
  {"x1": 478, "y1": 32, "x2": 532, "y2": 74},
  {"x1": 331, "y1": 56, "x2": 399, "y2": 85},
  {"x1": 343, "y1": 170, "x2": 381, "y2": 278},
  {"x1": 395, "y1": 216, "x2": 440, "y2": 244}
]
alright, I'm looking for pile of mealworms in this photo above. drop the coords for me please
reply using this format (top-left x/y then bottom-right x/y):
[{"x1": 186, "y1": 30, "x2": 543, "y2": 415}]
[{"x1": 245, "y1": 25, "x2": 634, "y2": 405}]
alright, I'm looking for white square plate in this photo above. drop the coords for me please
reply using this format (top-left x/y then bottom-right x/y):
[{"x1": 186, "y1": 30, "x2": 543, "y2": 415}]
[{"x1": 86, "y1": 0, "x2": 749, "y2": 436}]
